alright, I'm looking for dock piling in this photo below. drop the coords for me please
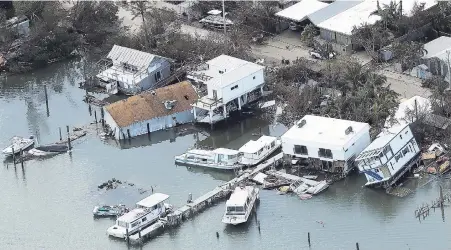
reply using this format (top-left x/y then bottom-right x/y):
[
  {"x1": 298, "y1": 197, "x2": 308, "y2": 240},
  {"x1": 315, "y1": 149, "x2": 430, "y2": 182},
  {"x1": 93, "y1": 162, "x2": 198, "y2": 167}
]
[
  {"x1": 88, "y1": 104, "x2": 92, "y2": 116},
  {"x1": 20, "y1": 149, "x2": 24, "y2": 168},
  {"x1": 101, "y1": 108, "x2": 105, "y2": 127},
  {"x1": 126, "y1": 228, "x2": 130, "y2": 245},
  {"x1": 257, "y1": 220, "x2": 261, "y2": 234},
  {"x1": 308, "y1": 232, "x2": 311, "y2": 247},
  {"x1": 187, "y1": 193, "x2": 192, "y2": 203},
  {"x1": 44, "y1": 85, "x2": 49, "y2": 115},
  {"x1": 127, "y1": 129, "x2": 131, "y2": 139},
  {"x1": 216, "y1": 232, "x2": 219, "y2": 238},
  {"x1": 94, "y1": 110, "x2": 98, "y2": 123},
  {"x1": 147, "y1": 123, "x2": 150, "y2": 135},
  {"x1": 67, "y1": 125, "x2": 72, "y2": 150},
  {"x1": 12, "y1": 147, "x2": 16, "y2": 167},
  {"x1": 356, "y1": 242, "x2": 360, "y2": 250},
  {"x1": 138, "y1": 227, "x2": 142, "y2": 244},
  {"x1": 59, "y1": 127, "x2": 62, "y2": 141}
]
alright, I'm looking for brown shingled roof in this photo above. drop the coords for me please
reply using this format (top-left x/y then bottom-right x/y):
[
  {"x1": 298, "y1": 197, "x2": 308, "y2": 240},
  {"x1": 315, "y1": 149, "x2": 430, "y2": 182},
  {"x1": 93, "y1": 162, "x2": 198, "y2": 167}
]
[{"x1": 105, "y1": 81, "x2": 198, "y2": 127}]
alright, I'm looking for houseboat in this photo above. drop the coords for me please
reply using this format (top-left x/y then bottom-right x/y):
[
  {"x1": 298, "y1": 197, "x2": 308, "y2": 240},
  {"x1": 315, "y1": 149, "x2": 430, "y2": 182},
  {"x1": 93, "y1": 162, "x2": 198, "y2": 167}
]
[
  {"x1": 107, "y1": 193, "x2": 171, "y2": 239},
  {"x1": 2, "y1": 136, "x2": 34, "y2": 156},
  {"x1": 355, "y1": 124, "x2": 421, "y2": 189},
  {"x1": 175, "y1": 148, "x2": 242, "y2": 170},
  {"x1": 222, "y1": 186, "x2": 259, "y2": 225},
  {"x1": 238, "y1": 136, "x2": 281, "y2": 166}
]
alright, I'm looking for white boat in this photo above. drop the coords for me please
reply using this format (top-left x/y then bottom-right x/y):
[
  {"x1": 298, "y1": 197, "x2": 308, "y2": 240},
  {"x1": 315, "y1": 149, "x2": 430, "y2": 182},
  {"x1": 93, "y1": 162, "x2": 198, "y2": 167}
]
[
  {"x1": 2, "y1": 136, "x2": 35, "y2": 156},
  {"x1": 28, "y1": 144, "x2": 69, "y2": 157},
  {"x1": 175, "y1": 148, "x2": 243, "y2": 170},
  {"x1": 107, "y1": 193, "x2": 171, "y2": 239},
  {"x1": 222, "y1": 186, "x2": 259, "y2": 225},
  {"x1": 238, "y1": 136, "x2": 281, "y2": 166}
]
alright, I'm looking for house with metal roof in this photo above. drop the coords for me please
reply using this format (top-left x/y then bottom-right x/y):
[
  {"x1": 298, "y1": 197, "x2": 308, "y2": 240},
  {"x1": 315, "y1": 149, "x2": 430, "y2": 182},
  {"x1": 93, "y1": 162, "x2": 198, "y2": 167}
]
[
  {"x1": 188, "y1": 55, "x2": 265, "y2": 126},
  {"x1": 281, "y1": 115, "x2": 371, "y2": 175},
  {"x1": 96, "y1": 45, "x2": 172, "y2": 95},
  {"x1": 355, "y1": 124, "x2": 421, "y2": 189},
  {"x1": 275, "y1": 0, "x2": 329, "y2": 23},
  {"x1": 103, "y1": 81, "x2": 198, "y2": 140},
  {"x1": 307, "y1": 0, "x2": 438, "y2": 52},
  {"x1": 420, "y1": 36, "x2": 451, "y2": 83}
]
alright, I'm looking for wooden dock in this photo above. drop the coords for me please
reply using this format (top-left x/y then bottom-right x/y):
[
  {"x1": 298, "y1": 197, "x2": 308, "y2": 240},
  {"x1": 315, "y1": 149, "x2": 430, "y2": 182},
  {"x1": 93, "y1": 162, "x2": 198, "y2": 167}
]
[{"x1": 127, "y1": 153, "x2": 283, "y2": 245}]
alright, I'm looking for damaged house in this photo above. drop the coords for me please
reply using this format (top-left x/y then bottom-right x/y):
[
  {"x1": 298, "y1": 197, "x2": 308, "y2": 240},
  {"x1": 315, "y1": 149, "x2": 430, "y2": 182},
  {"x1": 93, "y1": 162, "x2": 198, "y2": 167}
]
[
  {"x1": 96, "y1": 45, "x2": 172, "y2": 95},
  {"x1": 103, "y1": 81, "x2": 198, "y2": 140},
  {"x1": 281, "y1": 115, "x2": 371, "y2": 176}
]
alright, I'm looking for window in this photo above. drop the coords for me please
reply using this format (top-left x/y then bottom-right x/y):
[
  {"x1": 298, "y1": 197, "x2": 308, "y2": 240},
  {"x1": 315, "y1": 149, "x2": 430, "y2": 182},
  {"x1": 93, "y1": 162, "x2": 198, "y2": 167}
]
[
  {"x1": 258, "y1": 148, "x2": 263, "y2": 155},
  {"x1": 271, "y1": 141, "x2": 275, "y2": 148},
  {"x1": 294, "y1": 145, "x2": 308, "y2": 155},
  {"x1": 395, "y1": 153, "x2": 402, "y2": 162},
  {"x1": 130, "y1": 221, "x2": 140, "y2": 228},
  {"x1": 402, "y1": 146, "x2": 410, "y2": 155},
  {"x1": 142, "y1": 217, "x2": 147, "y2": 222},
  {"x1": 155, "y1": 71, "x2": 162, "y2": 82},
  {"x1": 405, "y1": 130, "x2": 408, "y2": 134},
  {"x1": 318, "y1": 148, "x2": 333, "y2": 158},
  {"x1": 231, "y1": 85, "x2": 238, "y2": 90},
  {"x1": 321, "y1": 160, "x2": 332, "y2": 170}
]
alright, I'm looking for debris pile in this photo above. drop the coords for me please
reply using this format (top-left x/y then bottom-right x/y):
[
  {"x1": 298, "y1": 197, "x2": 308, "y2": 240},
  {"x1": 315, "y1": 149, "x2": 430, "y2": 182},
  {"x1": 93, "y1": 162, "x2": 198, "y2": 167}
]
[{"x1": 98, "y1": 178, "x2": 123, "y2": 190}]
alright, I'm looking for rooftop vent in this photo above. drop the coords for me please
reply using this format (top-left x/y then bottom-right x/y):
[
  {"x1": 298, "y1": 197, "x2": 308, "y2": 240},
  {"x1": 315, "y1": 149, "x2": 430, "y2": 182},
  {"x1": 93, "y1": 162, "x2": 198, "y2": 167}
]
[
  {"x1": 345, "y1": 126, "x2": 353, "y2": 135},
  {"x1": 297, "y1": 119, "x2": 306, "y2": 128},
  {"x1": 163, "y1": 100, "x2": 177, "y2": 110}
]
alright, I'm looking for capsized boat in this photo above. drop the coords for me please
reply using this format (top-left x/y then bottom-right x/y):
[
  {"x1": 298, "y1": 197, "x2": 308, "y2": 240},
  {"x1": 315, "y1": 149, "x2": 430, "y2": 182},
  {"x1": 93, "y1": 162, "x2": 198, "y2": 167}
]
[
  {"x1": 2, "y1": 136, "x2": 34, "y2": 156},
  {"x1": 107, "y1": 193, "x2": 171, "y2": 239},
  {"x1": 222, "y1": 186, "x2": 259, "y2": 225},
  {"x1": 28, "y1": 144, "x2": 69, "y2": 157},
  {"x1": 93, "y1": 204, "x2": 129, "y2": 217},
  {"x1": 238, "y1": 136, "x2": 281, "y2": 166},
  {"x1": 175, "y1": 148, "x2": 243, "y2": 170}
]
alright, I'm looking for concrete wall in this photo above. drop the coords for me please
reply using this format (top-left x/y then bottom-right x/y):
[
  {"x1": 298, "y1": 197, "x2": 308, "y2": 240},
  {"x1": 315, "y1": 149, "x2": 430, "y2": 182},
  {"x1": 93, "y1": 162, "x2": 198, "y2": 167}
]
[{"x1": 106, "y1": 109, "x2": 194, "y2": 140}]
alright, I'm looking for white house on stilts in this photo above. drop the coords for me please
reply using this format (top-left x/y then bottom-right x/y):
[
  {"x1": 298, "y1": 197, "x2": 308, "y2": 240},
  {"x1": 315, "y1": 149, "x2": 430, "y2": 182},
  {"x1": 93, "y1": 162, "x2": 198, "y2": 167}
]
[{"x1": 188, "y1": 55, "x2": 265, "y2": 126}]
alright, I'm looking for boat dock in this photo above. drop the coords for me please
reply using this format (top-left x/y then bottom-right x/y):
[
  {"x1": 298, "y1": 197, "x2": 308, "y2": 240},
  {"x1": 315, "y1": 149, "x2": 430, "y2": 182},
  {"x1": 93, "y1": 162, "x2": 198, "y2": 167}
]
[{"x1": 127, "y1": 153, "x2": 283, "y2": 245}]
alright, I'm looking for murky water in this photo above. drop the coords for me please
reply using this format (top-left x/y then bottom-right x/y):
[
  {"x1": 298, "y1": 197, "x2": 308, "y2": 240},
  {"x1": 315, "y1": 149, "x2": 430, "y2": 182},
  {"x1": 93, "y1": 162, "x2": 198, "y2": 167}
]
[{"x1": 1, "y1": 60, "x2": 451, "y2": 250}]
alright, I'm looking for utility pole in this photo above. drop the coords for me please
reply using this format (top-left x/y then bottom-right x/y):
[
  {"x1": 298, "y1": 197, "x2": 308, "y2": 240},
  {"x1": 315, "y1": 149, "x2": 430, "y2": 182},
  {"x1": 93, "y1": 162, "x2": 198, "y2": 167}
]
[{"x1": 222, "y1": 0, "x2": 226, "y2": 35}]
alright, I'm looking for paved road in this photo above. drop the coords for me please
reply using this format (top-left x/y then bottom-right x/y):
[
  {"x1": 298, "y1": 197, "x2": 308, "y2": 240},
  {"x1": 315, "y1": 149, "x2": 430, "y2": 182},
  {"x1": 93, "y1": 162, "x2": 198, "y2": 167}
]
[{"x1": 378, "y1": 69, "x2": 431, "y2": 99}]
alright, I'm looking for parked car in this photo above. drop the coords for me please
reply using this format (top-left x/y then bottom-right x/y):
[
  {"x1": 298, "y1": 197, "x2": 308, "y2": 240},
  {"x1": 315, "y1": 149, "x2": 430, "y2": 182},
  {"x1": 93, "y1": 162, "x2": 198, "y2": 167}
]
[
  {"x1": 289, "y1": 22, "x2": 301, "y2": 31},
  {"x1": 309, "y1": 50, "x2": 336, "y2": 60}
]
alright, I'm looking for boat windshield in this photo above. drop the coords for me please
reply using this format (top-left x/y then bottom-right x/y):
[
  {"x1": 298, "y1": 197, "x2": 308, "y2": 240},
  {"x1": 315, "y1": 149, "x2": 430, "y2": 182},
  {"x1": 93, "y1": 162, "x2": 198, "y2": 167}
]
[
  {"x1": 226, "y1": 206, "x2": 245, "y2": 215},
  {"x1": 117, "y1": 220, "x2": 127, "y2": 228}
]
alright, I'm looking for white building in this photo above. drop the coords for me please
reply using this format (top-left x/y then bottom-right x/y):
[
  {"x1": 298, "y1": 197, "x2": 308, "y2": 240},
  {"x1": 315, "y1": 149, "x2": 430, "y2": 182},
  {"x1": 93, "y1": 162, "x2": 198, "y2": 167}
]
[
  {"x1": 355, "y1": 124, "x2": 421, "y2": 188},
  {"x1": 96, "y1": 45, "x2": 172, "y2": 95},
  {"x1": 104, "y1": 81, "x2": 198, "y2": 140},
  {"x1": 281, "y1": 115, "x2": 371, "y2": 175},
  {"x1": 188, "y1": 55, "x2": 265, "y2": 125},
  {"x1": 421, "y1": 36, "x2": 451, "y2": 83}
]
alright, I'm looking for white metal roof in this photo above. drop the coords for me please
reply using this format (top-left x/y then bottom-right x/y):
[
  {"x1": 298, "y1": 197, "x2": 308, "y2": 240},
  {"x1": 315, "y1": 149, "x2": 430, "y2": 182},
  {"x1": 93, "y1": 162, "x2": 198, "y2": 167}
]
[
  {"x1": 275, "y1": 0, "x2": 329, "y2": 22},
  {"x1": 136, "y1": 193, "x2": 169, "y2": 208},
  {"x1": 315, "y1": 0, "x2": 438, "y2": 35},
  {"x1": 239, "y1": 136, "x2": 277, "y2": 154},
  {"x1": 226, "y1": 186, "x2": 251, "y2": 206},
  {"x1": 107, "y1": 45, "x2": 156, "y2": 69},
  {"x1": 316, "y1": 0, "x2": 381, "y2": 35},
  {"x1": 356, "y1": 124, "x2": 408, "y2": 160},
  {"x1": 422, "y1": 36, "x2": 451, "y2": 59},
  {"x1": 384, "y1": 96, "x2": 431, "y2": 127},
  {"x1": 117, "y1": 208, "x2": 146, "y2": 223},
  {"x1": 213, "y1": 148, "x2": 240, "y2": 155},
  {"x1": 281, "y1": 115, "x2": 370, "y2": 148},
  {"x1": 201, "y1": 55, "x2": 265, "y2": 89}
]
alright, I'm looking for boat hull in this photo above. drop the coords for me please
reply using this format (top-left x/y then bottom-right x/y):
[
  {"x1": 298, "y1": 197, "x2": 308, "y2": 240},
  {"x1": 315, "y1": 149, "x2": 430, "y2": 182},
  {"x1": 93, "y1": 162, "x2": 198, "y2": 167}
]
[
  {"x1": 175, "y1": 158, "x2": 243, "y2": 170},
  {"x1": 2, "y1": 141, "x2": 34, "y2": 156}
]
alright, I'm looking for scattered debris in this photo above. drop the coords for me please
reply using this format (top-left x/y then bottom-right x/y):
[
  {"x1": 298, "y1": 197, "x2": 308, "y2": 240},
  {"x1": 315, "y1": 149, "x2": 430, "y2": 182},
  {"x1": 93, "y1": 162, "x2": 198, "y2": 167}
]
[{"x1": 98, "y1": 178, "x2": 123, "y2": 190}]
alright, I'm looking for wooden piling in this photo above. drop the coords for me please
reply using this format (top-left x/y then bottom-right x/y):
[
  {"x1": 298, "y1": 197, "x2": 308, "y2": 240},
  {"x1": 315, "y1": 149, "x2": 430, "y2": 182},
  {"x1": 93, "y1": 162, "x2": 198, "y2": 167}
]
[
  {"x1": 126, "y1": 228, "x2": 130, "y2": 245},
  {"x1": 147, "y1": 123, "x2": 150, "y2": 135},
  {"x1": 216, "y1": 232, "x2": 219, "y2": 238},
  {"x1": 44, "y1": 84, "x2": 49, "y2": 108},
  {"x1": 67, "y1": 125, "x2": 72, "y2": 150},
  {"x1": 20, "y1": 149, "x2": 24, "y2": 168},
  {"x1": 59, "y1": 127, "x2": 62, "y2": 141},
  {"x1": 138, "y1": 227, "x2": 142, "y2": 243},
  {"x1": 308, "y1": 232, "x2": 311, "y2": 247},
  {"x1": 12, "y1": 147, "x2": 16, "y2": 166},
  {"x1": 101, "y1": 108, "x2": 105, "y2": 127},
  {"x1": 88, "y1": 104, "x2": 92, "y2": 116},
  {"x1": 94, "y1": 110, "x2": 98, "y2": 123},
  {"x1": 127, "y1": 129, "x2": 131, "y2": 139},
  {"x1": 356, "y1": 242, "x2": 360, "y2": 250}
]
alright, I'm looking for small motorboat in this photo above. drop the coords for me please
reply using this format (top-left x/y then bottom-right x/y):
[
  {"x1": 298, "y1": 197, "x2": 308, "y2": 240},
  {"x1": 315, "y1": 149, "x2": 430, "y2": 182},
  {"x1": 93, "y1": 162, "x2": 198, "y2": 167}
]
[
  {"x1": 28, "y1": 144, "x2": 69, "y2": 157},
  {"x1": 2, "y1": 136, "x2": 35, "y2": 156},
  {"x1": 222, "y1": 186, "x2": 259, "y2": 225},
  {"x1": 93, "y1": 204, "x2": 128, "y2": 217}
]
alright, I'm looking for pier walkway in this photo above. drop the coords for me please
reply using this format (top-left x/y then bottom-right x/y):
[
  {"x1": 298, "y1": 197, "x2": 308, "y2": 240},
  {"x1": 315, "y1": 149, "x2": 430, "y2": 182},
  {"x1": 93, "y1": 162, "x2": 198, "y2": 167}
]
[{"x1": 128, "y1": 153, "x2": 283, "y2": 245}]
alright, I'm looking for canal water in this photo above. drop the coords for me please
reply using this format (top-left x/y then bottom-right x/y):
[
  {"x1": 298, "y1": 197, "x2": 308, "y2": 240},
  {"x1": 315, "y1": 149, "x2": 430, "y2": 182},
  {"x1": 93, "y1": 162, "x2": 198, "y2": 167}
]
[{"x1": 1, "y1": 60, "x2": 450, "y2": 250}]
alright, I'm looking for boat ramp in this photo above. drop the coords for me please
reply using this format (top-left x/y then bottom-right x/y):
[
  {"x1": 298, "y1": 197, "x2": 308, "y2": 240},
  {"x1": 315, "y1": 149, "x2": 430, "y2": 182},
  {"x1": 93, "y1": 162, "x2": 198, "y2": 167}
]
[{"x1": 126, "y1": 153, "x2": 283, "y2": 245}]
